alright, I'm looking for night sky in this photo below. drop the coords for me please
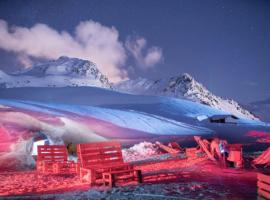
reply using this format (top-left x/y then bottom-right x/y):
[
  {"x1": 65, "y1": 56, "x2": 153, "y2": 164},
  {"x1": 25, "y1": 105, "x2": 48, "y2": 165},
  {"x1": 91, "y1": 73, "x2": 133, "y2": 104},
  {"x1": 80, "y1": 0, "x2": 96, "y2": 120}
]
[{"x1": 0, "y1": 0, "x2": 269, "y2": 103}]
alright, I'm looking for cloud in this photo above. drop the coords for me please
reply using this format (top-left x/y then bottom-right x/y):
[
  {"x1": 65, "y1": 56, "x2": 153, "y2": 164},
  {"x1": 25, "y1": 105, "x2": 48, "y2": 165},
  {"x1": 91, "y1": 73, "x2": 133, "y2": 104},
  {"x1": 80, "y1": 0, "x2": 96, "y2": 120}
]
[
  {"x1": 125, "y1": 36, "x2": 163, "y2": 69},
  {"x1": 0, "y1": 20, "x2": 128, "y2": 82},
  {"x1": 0, "y1": 20, "x2": 163, "y2": 82},
  {"x1": 17, "y1": 54, "x2": 33, "y2": 68}
]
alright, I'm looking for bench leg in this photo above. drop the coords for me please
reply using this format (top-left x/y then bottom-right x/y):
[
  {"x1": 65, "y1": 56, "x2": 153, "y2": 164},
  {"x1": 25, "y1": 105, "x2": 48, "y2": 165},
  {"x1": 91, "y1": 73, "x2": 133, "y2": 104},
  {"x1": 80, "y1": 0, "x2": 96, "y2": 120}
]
[
  {"x1": 103, "y1": 173, "x2": 116, "y2": 187},
  {"x1": 136, "y1": 170, "x2": 143, "y2": 183},
  {"x1": 80, "y1": 168, "x2": 96, "y2": 186}
]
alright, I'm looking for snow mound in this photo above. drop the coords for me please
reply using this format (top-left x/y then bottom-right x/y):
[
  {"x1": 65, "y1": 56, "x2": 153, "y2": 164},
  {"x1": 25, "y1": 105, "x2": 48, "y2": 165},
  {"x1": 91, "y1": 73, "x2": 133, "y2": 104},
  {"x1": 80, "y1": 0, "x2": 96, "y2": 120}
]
[{"x1": 122, "y1": 142, "x2": 162, "y2": 162}]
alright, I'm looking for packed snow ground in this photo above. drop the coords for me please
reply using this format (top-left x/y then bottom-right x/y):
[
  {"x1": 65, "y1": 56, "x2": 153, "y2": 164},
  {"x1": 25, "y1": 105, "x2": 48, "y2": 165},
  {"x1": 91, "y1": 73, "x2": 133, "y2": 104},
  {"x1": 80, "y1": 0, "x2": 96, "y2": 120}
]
[{"x1": 0, "y1": 158, "x2": 257, "y2": 199}]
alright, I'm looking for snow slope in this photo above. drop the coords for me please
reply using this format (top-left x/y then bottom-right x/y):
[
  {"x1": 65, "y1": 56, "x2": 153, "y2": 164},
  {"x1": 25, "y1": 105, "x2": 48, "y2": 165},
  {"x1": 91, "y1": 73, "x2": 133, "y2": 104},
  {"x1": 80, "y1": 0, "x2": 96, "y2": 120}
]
[
  {"x1": 0, "y1": 87, "x2": 266, "y2": 137},
  {"x1": 0, "y1": 86, "x2": 269, "y2": 169},
  {"x1": 116, "y1": 74, "x2": 257, "y2": 120},
  {"x1": 0, "y1": 56, "x2": 112, "y2": 88}
]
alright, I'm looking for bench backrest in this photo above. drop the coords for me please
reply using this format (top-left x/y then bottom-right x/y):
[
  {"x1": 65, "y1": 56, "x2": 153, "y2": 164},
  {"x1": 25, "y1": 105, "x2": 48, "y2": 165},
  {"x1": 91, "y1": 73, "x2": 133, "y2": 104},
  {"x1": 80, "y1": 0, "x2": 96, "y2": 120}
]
[
  {"x1": 77, "y1": 141, "x2": 124, "y2": 168},
  {"x1": 37, "y1": 145, "x2": 68, "y2": 163}
]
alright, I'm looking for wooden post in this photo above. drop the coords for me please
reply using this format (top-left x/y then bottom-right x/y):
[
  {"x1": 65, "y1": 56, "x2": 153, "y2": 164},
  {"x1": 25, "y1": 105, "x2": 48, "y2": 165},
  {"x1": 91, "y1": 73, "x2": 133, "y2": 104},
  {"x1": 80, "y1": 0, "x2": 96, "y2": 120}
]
[{"x1": 137, "y1": 170, "x2": 143, "y2": 183}]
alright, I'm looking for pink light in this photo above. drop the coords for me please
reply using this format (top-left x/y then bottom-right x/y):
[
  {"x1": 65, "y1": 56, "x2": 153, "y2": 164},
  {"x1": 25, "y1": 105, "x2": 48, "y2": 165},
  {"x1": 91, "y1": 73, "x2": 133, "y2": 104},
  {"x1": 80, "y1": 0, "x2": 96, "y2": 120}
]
[{"x1": 246, "y1": 130, "x2": 270, "y2": 143}]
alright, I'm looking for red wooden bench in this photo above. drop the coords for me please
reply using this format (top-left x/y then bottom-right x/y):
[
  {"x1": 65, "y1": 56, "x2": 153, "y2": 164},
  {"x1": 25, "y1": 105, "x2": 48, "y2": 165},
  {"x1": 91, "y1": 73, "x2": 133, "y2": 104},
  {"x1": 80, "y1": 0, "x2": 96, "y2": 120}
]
[
  {"x1": 37, "y1": 145, "x2": 77, "y2": 174},
  {"x1": 257, "y1": 173, "x2": 270, "y2": 199},
  {"x1": 77, "y1": 141, "x2": 142, "y2": 187}
]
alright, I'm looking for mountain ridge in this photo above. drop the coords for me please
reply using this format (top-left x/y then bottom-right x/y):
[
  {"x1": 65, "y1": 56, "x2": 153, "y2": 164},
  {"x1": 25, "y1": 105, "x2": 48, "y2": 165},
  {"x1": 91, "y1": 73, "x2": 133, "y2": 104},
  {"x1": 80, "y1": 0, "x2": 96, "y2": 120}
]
[
  {"x1": 0, "y1": 56, "x2": 257, "y2": 120},
  {"x1": 115, "y1": 73, "x2": 257, "y2": 120}
]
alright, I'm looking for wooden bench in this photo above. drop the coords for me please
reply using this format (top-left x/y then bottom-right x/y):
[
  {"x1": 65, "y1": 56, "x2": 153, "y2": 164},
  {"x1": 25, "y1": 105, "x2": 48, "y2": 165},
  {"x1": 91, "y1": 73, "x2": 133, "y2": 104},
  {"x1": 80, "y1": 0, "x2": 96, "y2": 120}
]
[
  {"x1": 257, "y1": 173, "x2": 270, "y2": 199},
  {"x1": 37, "y1": 145, "x2": 77, "y2": 174},
  {"x1": 77, "y1": 141, "x2": 142, "y2": 187}
]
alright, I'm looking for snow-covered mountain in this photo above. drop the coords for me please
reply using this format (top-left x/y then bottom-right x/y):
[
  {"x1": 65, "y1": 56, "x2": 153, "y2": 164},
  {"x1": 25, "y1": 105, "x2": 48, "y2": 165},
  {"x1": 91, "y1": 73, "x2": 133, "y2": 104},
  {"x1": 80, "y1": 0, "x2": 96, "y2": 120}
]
[
  {"x1": 0, "y1": 56, "x2": 112, "y2": 88},
  {"x1": 115, "y1": 73, "x2": 257, "y2": 120},
  {"x1": 0, "y1": 56, "x2": 256, "y2": 120}
]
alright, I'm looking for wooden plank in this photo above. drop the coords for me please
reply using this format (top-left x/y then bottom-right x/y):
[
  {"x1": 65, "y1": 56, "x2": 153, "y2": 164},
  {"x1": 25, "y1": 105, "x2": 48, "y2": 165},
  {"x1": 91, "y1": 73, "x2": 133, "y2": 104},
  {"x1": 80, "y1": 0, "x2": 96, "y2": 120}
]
[
  {"x1": 77, "y1": 141, "x2": 124, "y2": 167},
  {"x1": 258, "y1": 189, "x2": 270, "y2": 200},
  {"x1": 156, "y1": 143, "x2": 180, "y2": 154},
  {"x1": 102, "y1": 169, "x2": 141, "y2": 187},
  {"x1": 258, "y1": 173, "x2": 270, "y2": 184},
  {"x1": 79, "y1": 141, "x2": 120, "y2": 149},
  {"x1": 91, "y1": 148, "x2": 119, "y2": 154},
  {"x1": 254, "y1": 147, "x2": 270, "y2": 165},
  {"x1": 38, "y1": 152, "x2": 67, "y2": 156},
  {"x1": 83, "y1": 159, "x2": 124, "y2": 168},
  {"x1": 258, "y1": 181, "x2": 270, "y2": 193},
  {"x1": 81, "y1": 151, "x2": 121, "y2": 159},
  {"x1": 79, "y1": 149, "x2": 121, "y2": 156},
  {"x1": 88, "y1": 164, "x2": 131, "y2": 173},
  {"x1": 194, "y1": 136, "x2": 216, "y2": 161},
  {"x1": 80, "y1": 157, "x2": 123, "y2": 165},
  {"x1": 79, "y1": 149, "x2": 102, "y2": 155},
  {"x1": 101, "y1": 153, "x2": 122, "y2": 159}
]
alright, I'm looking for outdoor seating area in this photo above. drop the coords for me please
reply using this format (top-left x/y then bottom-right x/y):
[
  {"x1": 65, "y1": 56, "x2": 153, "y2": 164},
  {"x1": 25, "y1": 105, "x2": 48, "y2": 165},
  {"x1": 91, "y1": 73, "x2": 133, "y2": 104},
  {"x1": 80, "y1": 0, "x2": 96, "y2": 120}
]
[
  {"x1": 1, "y1": 137, "x2": 269, "y2": 198},
  {"x1": 34, "y1": 136, "x2": 249, "y2": 188},
  {"x1": 36, "y1": 141, "x2": 142, "y2": 188}
]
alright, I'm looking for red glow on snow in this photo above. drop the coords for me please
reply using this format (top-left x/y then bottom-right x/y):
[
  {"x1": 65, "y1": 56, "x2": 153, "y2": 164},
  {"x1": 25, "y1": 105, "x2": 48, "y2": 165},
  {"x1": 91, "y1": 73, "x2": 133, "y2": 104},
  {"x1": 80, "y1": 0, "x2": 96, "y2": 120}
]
[
  {"x1": 0, "y1": 157, "x2": 257, "y2": 197},
  {"x1": 0, "y1": 126, "x2": 12, "y2": 152},
  {"x1": 246, "y1": 130, "x2": 270, "y2": 143},
  {"x1": 0, "y1": 171, "x2": 88, "y2": 196}
]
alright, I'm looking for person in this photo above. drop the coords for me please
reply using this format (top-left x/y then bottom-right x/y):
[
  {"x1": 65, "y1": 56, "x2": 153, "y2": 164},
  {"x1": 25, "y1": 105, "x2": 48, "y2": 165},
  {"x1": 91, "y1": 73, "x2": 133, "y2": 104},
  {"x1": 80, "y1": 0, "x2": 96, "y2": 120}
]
[
  {"x1": 67, "y1": 142, "x2": 76, "y2": 155},
  {"x1": 219, "y1": 139, "x2": 229, "y2": 167}
]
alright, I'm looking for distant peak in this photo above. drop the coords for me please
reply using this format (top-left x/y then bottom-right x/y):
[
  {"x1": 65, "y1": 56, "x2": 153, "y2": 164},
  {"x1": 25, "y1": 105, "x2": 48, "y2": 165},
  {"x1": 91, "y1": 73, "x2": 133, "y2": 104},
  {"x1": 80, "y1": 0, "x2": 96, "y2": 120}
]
[
  {"x1": 181, "y1": 73, "x2": 193, "y2": 81},
  {"x1": 54, "y1": 56, "x2": 90, "y2": 63},
  {"x1": 57, "y1": 56, "x2": 79, "y2": 60},
  {"x1": 58, "y1": 56, "x2": 70, "y2": 60},
  {"x1": 168, "y1": 73, "x2": 194, "y2": 82}
]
